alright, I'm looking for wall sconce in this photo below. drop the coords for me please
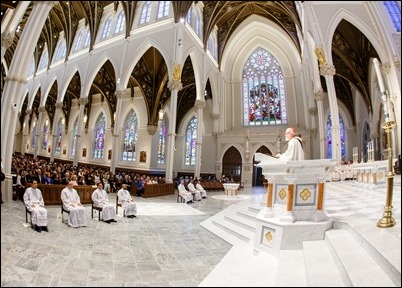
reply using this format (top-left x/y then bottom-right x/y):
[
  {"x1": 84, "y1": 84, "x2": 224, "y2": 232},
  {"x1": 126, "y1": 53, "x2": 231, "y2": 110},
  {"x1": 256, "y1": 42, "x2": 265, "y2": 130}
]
[
  {"x1": 158, "y1": 108, "x2": 164, "y2": 122},
  {"x1": 45, "y1": 119, "x2": 49, "y2": 126},
  {"x1": 83, "y1": 114, "x2": 88, "y2": 123},
  {"x1": 61, "y1": 118, "x2": 65, "y2": 125}
]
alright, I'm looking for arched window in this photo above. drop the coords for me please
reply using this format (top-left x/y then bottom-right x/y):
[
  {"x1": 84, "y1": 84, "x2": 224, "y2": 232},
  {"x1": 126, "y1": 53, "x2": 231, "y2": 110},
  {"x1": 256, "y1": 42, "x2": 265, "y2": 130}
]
[
  {"x1": 38, "y1": 48, "x2": 49, "y2": 71},
  {"x1": 114, "y1": 11, "x2": 125, "y2": 34},
  {"x1": 27, "y1": 58, "x2": 35, "y2": 77},
  {"x1": 122, "y1": 109, "x2": 138, "y2": 161},
  {"x1": 101, "y1": 15, "x2": 113, "y2": 40},
  {"x1": 42, "y1": 120, "x2": 49, "y2": 151},
  {"x1": 383, "y1": 1, "x2": 401, "y2": 32},
  {"x1": 157, "y1": 115, "x2": 168, "y2": 164},
  {"x1": 156, "y1": 1, "x2": 170, "y2": 19},
  {"x1": 83, "y1": 28, "x2": 91, "y2": 47},
  {"x1": 186, "y1": 6, "x2": 192, "y2": 25},
  {"x1": 207, "y1": 30, "x2": 218, "y2": 61},
  {"x1": 55, "y1": 118, "x2": 63, "y2": 154},
  {"x1": 139, "y1": 1, "x2": 152, "y2": 25},
  {"x1": 185, "y1": 117, "x2": 197, "y2": 165},
  {"x1": 326, "y1": 114, "x2": 346, "y2": 160},
  {"x1": 31, "y1": 120, "x2": 38, "y2": 150},
  {"x1": 243, "y1": 47, "x2": 287, "y2": 126},
  {"x1": 93, "y1": 113, "x2": 106, "y2": 159},
  {"x1": 71, "y1": 118, "x2": 78, "y2": 156},
  {"x1": 74, "y1": 30, "x2": 84, "y2": 52},
  {"x1": 362, "y1": 121, "x2": 371, "y2": 163},
  {"x1": 53, "y1": 39, "x2": 66, "y2": 63},
  {"x1": 195, "y1": 13, "x2": 201, "y2": 38}
]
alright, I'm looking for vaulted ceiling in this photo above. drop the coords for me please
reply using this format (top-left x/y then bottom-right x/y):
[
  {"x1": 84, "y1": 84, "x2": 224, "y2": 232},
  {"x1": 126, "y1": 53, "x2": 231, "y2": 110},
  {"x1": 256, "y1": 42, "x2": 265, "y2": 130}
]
[{"x1": 1, "y1": 1, "x2": 378, "y2": 131}]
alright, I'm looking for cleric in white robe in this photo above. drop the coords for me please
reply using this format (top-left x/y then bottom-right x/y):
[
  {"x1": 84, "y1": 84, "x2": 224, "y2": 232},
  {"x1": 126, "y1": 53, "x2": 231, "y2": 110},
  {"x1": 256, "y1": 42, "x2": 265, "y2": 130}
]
[
  {"x1": 61, "y1": 181, "x2": 87, "y2": 227},
  {"x1": 92, "y1": 182, "x2": 117, "y2": 223},
  {"x1": 278, "y1": 127, "x2": 305, "y2": 161},
  {"x1": 195, "y1": 180, "x2": 207, "y2": 198},
  {"x1": 117, "y1": 184, "x2": 137, "y2": 218},
  {"x1": 187, "y1": 180, "x2": 202, "y2": 201},
  {"x1": 24, "y1": 180, "x2": 48, "y2": 232},
  {"x1": 178, "y1": 180, "x2": 193, "y2": 204}
]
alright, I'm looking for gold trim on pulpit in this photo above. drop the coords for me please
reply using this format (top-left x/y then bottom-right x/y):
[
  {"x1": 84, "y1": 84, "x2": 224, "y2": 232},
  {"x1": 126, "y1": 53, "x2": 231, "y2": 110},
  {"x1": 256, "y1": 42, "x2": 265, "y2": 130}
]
[
  {"x1": 265, "y1": 231, "x2": 273, "y2": 242},
  {"x1": 300, "y1": 188, "x2": 312, "y2": 201},
  {"x1": 279, "y1": 188, "x2": 287, "y2": 200},
  {"x1": 267, "y1": 183, "x2": 273, "y2": 208},
  {"x1": 286, "y1": 184, "x2": 294, "y2": 211},
  {"x1": 317, "y1": 182, "x2": 324, "y2": 211}
]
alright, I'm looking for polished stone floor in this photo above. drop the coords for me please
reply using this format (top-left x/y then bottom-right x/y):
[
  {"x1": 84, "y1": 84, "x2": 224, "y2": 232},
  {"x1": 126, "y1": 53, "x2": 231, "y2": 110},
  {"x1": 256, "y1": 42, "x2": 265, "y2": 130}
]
[{"x1": 1, "y1": 176, "x2": 400, "y2": 287}]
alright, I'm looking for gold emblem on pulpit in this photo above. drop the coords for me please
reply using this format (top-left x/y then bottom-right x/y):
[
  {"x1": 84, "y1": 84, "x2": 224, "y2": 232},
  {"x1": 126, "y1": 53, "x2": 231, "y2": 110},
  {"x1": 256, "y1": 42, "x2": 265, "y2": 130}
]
[
  {"x1": 377, "y1": 171, "x2": 384, "y2": 180},
  {"x1": 279, "y1": 188, "x2": 287, "y2": 200},
  {"x1": 265, "y1": 231, "x2": 273, "y2": 242},
  {"x1": 300, "y1": 188, "x2": 312, "y2": 201}
]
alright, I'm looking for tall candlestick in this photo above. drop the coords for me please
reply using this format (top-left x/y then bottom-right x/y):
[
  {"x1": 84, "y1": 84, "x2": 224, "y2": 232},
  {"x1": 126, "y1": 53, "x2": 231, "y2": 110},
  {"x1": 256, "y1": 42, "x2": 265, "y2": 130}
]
[{"x1": 373, "y1": 58, "x2": 390, "y2": 122}]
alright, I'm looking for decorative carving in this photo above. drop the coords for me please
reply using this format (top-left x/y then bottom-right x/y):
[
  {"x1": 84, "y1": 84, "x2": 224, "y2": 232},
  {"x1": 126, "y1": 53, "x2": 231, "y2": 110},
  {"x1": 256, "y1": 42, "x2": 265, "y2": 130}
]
[
  {"x1": 55, "y1": 102, "x2": 63, "y2": 109},
  {"x1": 167, "y1": 79, "x2": 183, "y2": 91},
  {"x1": 319, "y1": 64, "x2": 336, "y2": 76},
  {"x1": 115, "y1": 90, "x2": 125, "y2": 99},
  {"x1": 147, "y1": 124, "x2": 157, "y2": 135},
  {"x1": 1, "y1": 33, "x2": 14, "y2": 49},
  {"x1": 279, "y1": 188, "x2": 287, "y2": 200},
  {"x1": 211, "y1": 113, "x2": 220, "y2": 120},
  {"x1": 78, "y1": 98, "x2": 89, "y2": 105},
  {"x1": 38, "y1": 106, "x2": 47, "y2": 113},
  {"x1": 308, "y1": 107, "x2": 317, "y2": 115},
  {"x1": 194, "y1": 100, "x2": 206, "y2": 109},
  {"x1": 313, "y1": 90, "x2": 327, "y2": 101},
  {"x1": 26, "y1": 109, "x2": 32, "y2": 116},
  {"x1": 173, "y1": 64, "x2": 182, "y2": 80},
  {"x1": 382, "y1": 62, "x2": 391, "y2": 75},
  {"x1": 314, "y1": 47, "x2": 327, "y2": 65},
  {"x1": 300, "y1": 188, "x2": 312, "y2": 201}
]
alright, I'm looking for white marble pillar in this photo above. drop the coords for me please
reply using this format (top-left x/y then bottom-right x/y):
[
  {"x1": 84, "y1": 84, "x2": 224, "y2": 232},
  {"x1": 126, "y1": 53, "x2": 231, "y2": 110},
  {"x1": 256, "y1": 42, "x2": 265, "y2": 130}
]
[
  {"x1": 34, "y1": 106, "x2": 47, "y2": 159},
  {"x1": 50, "y1": 102, "x2": 63, "y2": 162},
  {"x1": 74, "y1": 97, "x2": 88, "y2": 166},
  {"x1": 194, "y1": 100, "x2": 206, "y2": 179},
  {"x1": 111, "y1": 90, "x2": 125, "y2": 173},
  {"x1": 21, "y1": 109, "x2": 32, "y2": 156}
]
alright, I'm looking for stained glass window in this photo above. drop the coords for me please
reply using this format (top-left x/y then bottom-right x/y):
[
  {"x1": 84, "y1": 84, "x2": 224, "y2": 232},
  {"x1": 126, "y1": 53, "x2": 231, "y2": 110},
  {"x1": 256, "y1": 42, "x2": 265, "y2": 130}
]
[
  {"x1": 55, "y1": 118, "x2": 63, "y2": 154},
  {"x1": 362, "y1": 121, "x2": 371, "y2": 163},
  {"x1": 42, "y1": 120, "x2": 49, "y2": 151},
  {"x1": 326, "y1": 114, "x2": 346, "y2": 160},
  {"x1": 101, "y1": 15, "x2": 112, "y2": 39},
  {"x1": 243, "y1": 47, "x2": 287, "y2": 126},
  {"x1": 383, "y1": 1, "x2": 401, "y2": 32},
  {"x1": 31, "y1": 120, "x2": 37, "y2": 150},
  {"x1": 122, "y1": 109, "x2": 138, "y2": 161},
  {"x1": 185, "y1": 117, "x2": 197, "y2": 165},
  {"x1": 93, "y1": 113, "x2": 106, "y2": 159},
  {"x1": 157, "y1": 115, "x2": 168, "y2": 164},
  {"x1": 114, "y1": 11, "x2": 125, "y2": 34},
  {"x1": 157, "y1": 1, "x2": 170, "y2": 19},
  {"x1": 71, "y1": 118, "x2": 78, "y2": 156}
]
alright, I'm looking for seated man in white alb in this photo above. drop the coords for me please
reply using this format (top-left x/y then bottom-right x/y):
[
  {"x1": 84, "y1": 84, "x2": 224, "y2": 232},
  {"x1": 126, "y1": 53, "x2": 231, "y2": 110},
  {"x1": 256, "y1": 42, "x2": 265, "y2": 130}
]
[
  {"x1": 187, "y1": 180, "x2": 202, "y2": 201},
  {"x1": 61, "y1": 181, "x2": 87, "y2": 228},
  {"x1": 178, "y1": 180, "x2": 193, "y2": 204},
  {"x1": 117, "y1": 184, "x2": 137, "y2": 218},
  {"x1": 194, "y1": 180, "x2": 207, "y2": 198},
  {"x1": 24, "y1": 180, "x2": 48, "y2": 232},
  {"x1": 92, "y1": 182, "x2": 117, "y2": 223}
]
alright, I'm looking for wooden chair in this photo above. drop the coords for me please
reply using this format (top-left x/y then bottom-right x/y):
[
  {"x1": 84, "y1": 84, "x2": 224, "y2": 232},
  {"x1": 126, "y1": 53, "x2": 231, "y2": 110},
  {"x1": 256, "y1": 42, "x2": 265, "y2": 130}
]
[
  {"x1": 116, "y1": 194, "x2": 125, "y2": 217},
  {"x1": 61, "y1": 202, "x2": 70, "y2": 223},
  {"x1": 177, "y1": 189, "x2": 185, "y2": 203},
  {"x1": 91, "y1": 201, "x2": 103, "y2": 221},
  {"x1": 25, "y1": 207, "x2": 32, "y2": 227}
]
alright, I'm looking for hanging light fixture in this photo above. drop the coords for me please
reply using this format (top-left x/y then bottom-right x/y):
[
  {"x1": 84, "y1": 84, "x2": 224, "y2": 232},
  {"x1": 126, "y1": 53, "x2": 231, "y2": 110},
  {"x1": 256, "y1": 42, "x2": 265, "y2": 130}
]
[{"x1": 158, "y1": 105, "x2": 164, "y2": 121}]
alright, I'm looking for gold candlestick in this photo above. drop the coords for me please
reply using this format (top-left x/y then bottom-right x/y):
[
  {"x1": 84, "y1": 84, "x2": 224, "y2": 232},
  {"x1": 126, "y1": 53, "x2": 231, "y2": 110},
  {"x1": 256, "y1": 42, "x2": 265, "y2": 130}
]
[{"x1": 377, "y1": 120, "x2": 396, "y2": 228}]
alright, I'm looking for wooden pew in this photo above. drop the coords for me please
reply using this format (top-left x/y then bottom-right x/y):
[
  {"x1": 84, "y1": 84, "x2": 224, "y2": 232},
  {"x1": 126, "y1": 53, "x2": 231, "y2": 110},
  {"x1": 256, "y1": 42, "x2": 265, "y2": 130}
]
[
  {"x1": 36, "y1": 184, "x2": 94, "y2": 205},
  {"x1": 142, "y1": 183, "x2": 175, "y2": 198}
]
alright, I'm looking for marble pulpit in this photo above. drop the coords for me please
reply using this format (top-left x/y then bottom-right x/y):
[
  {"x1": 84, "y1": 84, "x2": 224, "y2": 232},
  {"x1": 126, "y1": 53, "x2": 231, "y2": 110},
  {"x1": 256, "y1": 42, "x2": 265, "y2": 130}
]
[{"x1": 254, "y1": 154, "x2": 336, "y2": 255}]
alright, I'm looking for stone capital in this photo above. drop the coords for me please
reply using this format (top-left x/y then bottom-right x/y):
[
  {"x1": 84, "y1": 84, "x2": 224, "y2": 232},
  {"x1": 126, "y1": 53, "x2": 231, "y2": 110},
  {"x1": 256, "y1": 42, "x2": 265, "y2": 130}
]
[
  {"x1": 167, "y1": 79, "x2": 183, "y2": 91},
  {"x1": 147, "y1": 124, "x2": 158, "y2": 135},
  {"x1": 319, "y1": 64, "x2": 336, "y2": 76},
  {"x1": 313, "y1": 90, "x2": 327, "y2": 101},
  {"x1": 26, "y1": 109, "x2": 32, "y2": 116},
  {"x1": 194, "y1": 99, "x2": 206, "y2": 109},
  {"x1": 382, "y1": 62, "x2": 391, "y2": 75},
  {"x1": 211, "y1": 113, "x2": 220, "y2": 120},
  {"x1": 1, "y1": 33, "x2": 14, "y2": 49},
  {"x1": 55, "y1": 102, "x2": 63, "y2": 109},
  {"x1": 38, "y1": 106, "x2": 47, "y2": 113},
  {"x1": 78, "y1": 97, "x2": 89, "y2": 105},
  {"x1": 309, "y1": 107, "x2": 317, "y2": 116},
  {"x1": 115, "y1": 90, "x2": 125, "y2": 99}
]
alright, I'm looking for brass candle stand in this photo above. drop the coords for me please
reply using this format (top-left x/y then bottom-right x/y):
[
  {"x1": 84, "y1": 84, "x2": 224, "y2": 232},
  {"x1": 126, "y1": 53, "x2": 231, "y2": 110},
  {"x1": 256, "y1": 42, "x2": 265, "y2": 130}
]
[{"x1": 377, "y1": 120, "x2": 396, "y2": 228}]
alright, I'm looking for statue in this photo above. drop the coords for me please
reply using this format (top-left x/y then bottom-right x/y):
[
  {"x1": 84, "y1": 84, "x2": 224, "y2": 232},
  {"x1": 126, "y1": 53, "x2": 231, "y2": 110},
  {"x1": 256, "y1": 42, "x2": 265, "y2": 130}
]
[
  {"x1": 173, "y1": 64, "x2": 182, "y2": 81},
  {"x1": 314, "y1": 47, "x2": 327, "y2": 65}
]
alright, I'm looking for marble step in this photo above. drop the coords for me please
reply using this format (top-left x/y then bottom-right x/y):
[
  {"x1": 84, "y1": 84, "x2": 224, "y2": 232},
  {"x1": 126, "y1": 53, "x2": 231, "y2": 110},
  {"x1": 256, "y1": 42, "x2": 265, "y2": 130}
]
[
  {"x1": 224, "y1": 212, "x2": 256, "y2": 232},
  {"x1": 275, "y1": 249, "x2": 307, "y2": 286},
  {"x1": 211, "y1": 215, "x2": 255, "y2": 245},
  {"x1": 302, "y1": 240, "x2": 345, "y2": 287},
  {"x1": 334, "y1": 217, "x2": 401, "y2": 287},
  {"x1": 325, "y1": 229, "x2": 396, "y2": 287},
  {"x1": 236, "y1": 209, "x2": 259, "y2": 221}
]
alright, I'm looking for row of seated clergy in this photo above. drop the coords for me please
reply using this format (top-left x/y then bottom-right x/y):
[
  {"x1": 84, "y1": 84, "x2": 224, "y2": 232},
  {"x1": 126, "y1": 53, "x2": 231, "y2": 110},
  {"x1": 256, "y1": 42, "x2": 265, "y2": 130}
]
[
  {"x1": 116, "y1": 184, "x2": 138, "y2": 218},
  {"x1": 331, "y1": 164, "x2": 355, "y2": 181},
  {"x1": 177, "y1": 179, "x2": 207, "y2": 204}
]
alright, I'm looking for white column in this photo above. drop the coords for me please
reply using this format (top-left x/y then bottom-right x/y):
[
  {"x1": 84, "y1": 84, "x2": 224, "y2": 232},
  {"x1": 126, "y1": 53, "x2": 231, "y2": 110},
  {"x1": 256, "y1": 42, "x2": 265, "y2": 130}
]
[
  {"x1": 111, "y1": 90, "x2": 125, "y2": 173},
  {"x1": 74, "y1": 97, "x2": 88, "y2": 166},
  {"x1": 319, "y1": 64, "x2": 341, "y2": 163},
  {"x1": 34, "y1": 106, "x2": 47, "y2": 159},
  {"x1": 21, "y1": 109, "x2": 32, "y2": 156},
  {"x1": 50, "y1": 102, "x2": 63, "y2": 162},
  {"x1": 313, "y1": 90, "x2": 327, "y2": 159},
  {"x1": 194, "y1": 100, "x2": 206, "y2": 179}
]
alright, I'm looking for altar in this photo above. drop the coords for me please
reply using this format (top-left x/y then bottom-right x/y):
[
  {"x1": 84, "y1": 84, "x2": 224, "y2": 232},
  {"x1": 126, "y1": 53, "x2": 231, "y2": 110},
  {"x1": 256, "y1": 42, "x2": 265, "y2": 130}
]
[
  {"x1": 254, "y1": 155, "x2": 336, "y2": 256},
  {"x1": 222, "y1": 183, "x2": 240, "y2": 197}
]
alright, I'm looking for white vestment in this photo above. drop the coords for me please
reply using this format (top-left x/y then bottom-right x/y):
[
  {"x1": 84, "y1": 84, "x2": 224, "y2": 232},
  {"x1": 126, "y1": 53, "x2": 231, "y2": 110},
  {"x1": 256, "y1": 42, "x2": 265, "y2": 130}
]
[
  {"x1": 195, "y1": 183, "x2": 207, "y2": 198},
  {"x1": 187, "y1": 183, "x2": 201, "y2": 201},
  {"x1": 117, "y1": 188, "x2": 137, "y2": 216},
  {"x1": 24, "y1": 187, "x2": 48, "y2": 226},
  {"x1": 279, "y1": 136, "x2": 305, "y2": 161},
  {"x1": 92, "y1": 188, "x2": 116, "y2": 221},
  {"x1": 178, "y1": 183, "x2": 192, "y2": 203},
  {"x1": 61, "y1": 187, "x2": 87, "y2": 227}
]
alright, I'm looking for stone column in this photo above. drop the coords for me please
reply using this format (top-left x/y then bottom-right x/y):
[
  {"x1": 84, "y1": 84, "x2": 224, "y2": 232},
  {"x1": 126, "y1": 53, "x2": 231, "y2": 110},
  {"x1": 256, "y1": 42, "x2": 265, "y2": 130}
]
[
  {"x1": 111, "y1": 90, "x2": 125, "y2": 173},
  {"x1": 21, "y1": 109, "x2": 32, "y2": 156},
  {"x1": 165, "y1": 77, "x2": 182, "y2": 183},
  {"x1": 194, "y1": 100, "x2": 206, "y2": 179},
  {"x1": 34, "y1": 106, "x2": 47, "y2": 159},
  {"x1": 74, "y1": 97, "x2": 88, "y2": 166},
  {"x1": 50, "y1": 102, "x2": 63, "y2": 162},
  {"x1": 314, "y1": 90, "x2": 327, "y2": 159}
]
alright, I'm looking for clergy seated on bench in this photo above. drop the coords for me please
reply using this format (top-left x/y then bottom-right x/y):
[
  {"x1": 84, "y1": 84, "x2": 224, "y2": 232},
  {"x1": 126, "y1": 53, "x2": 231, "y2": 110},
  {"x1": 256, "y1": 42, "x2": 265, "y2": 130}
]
[
  {"x1": 187, "y1": 179, "x2": 202, "y2": 201},
  {"x1": 61, "y1": 181, "x2": 87, "y2": 228},
  {"x1": 194, "y1": 179, "x2": 207, "y2": 198},
  {"x1": 24, "y1": 180, "x2": 48, "y2": 233},
  {"x1": 117, "y1": 184, "x2": 137, "y2": 218},
  {"x1": 178, "y1": 180, "x2": 193, "y2": 204},
  {"x1": 92, "y1": 182, "x2": 117, "y2": 224}
]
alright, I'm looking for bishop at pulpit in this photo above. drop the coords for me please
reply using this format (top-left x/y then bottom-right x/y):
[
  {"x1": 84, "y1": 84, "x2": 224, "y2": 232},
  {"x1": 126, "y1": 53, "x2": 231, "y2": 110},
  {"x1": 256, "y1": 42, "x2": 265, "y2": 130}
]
[{"x1": 254, "y1": 153, "x2": 336, "y2": 256}]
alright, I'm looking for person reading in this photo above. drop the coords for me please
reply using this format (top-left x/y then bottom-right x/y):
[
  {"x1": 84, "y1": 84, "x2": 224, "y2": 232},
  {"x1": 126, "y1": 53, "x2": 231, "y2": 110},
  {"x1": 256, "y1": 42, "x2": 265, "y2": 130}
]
[{"x1": 276, "y1": 127, "x2": 305, "y2": 161}]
